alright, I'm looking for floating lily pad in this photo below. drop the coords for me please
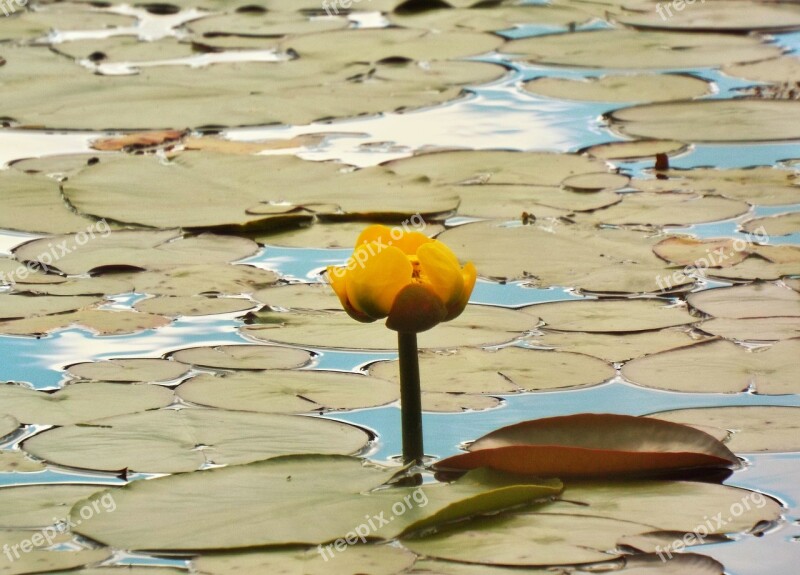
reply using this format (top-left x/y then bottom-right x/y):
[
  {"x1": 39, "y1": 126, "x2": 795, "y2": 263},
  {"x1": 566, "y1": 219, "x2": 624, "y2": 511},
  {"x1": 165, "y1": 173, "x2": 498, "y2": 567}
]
[
  {"x1": 67, "y1": 359, "x2": 190, "y2": 383},
  {"x1": 369, "y1": 347, "x2": 614, "y2": 393},
  {"x1": 61, "y1": 568, "x2": 187, "y2": 575},
  {"x1": 456, "y1": 184, "x2": 623, "y2": 218},
  {"x1": 72, "y1": 455, "x2": 561, "y2": 550},
  {"x1": 193, "y1": 544, "x2": 417, "y2": 575},
  {"x1": 742, "y1": 212, "x2": 800, "y2": 236},
  {"x1": 633, "y1": 166, "x2": 800, "y2": 206},
  {"x1": 522, "y1": 299, "x2": 695, "y2": 333},
  {"x1": 0, "y1": 530, "x2": 110, "y2": 575},
  {"x1": 0, "y1": 259, "x2": 63, "y2": 286},
  {"x1": 526, "y1": 327, "x2": 708, "y2": 363},
  {"x1": 582, "y1": 139, "x2": 689, "y2": 161},
  {"x1": 580, "y1": 192, "x2": 749, "y2": 226},
  {"x1": 421, "y1": 393, "x2": 500, "y2": 413},
  {"x1": 133, "y1": 296, "x2": 257, "y2": 317},
  {"x1": 62, "y1": 152, "x2": 459, "y2": 231},
  {"x1": 406, "y1": 480, "x2": 778, "y2": 566},
  {"x1": 0, "y1": 451, "x2": 44, "y2": 473},
  {"x1": 253, "y1": 283, "x2": 343, "y2": 310},
  {"x1": 438, "y1": 220, "x2": 682, "y2": 293},
  {"x1": 23, "y1": 409, "x2": 371, "y2": 473},
  {"x1": 117, "y1": 264, "x2": 279, "y2": 297},
  {"x1": 653, "y1": 237, "x2": 751, "y2": 268},
  {"x1": 0, "y1": 415, "x2": 19, "y2": 441},
  {"x1": 435, "y1": 413, "x2": 737, "y2": 478},
  {"x1": 504, "y1": 29, "x2": 781, "y2": 69},
  {"x1": 0, "y1": 5, "x2": 135, "y2": 42},
  {"x1": 622, "y1": 339, "x2": 800, "y2": 394},
  {"x1": 0, "y1": 294, "x2": 102, "y2": 321},
  {"x1": 169, "y1": 344, "x2": 312, "y2": 371},
  {"x1": 706, "y1": 258, "x2": 800, "y2": 282},
  {"x1": 648, "y1": 406, "x2": 800, "y2": 453},
  {"x1": 9, "y1": 154, "x2": 102, "y2": 178},
  {"x1": 524, "y1": 74, "x2": 710, "y2": 103},
  {"x1": 11, "y1": 277, "x2": 134, "y2": 297},
  {"x1": 0, "y1": 309, "x2": 171, "y2": 337},
  {"x1": 724, "y1": 56, "x2": 800, "y2": 84},
  {"x1": 389, "y1": 3, "x2": 591, "y2": 32},
  {"x1": 0, "y1": 170, "x2": 97, "y2": 235},
  {"x1": 0, "y1": 484, "x2": 112, "y2": 528},
  {"x1": 176, "y1": 370, "x2": 398, "y2": 413},
  {"x1": 698, "y1": 317, "x2": 800, "y2": 341},
  {"x1": 615, "y1": 1, "x2": 800, "y2": 33},
  {"x1": 54, "y1": 37, "x2": 199, "y2": 66},
  {"x1": 242, "y1": 305, "x2": 538, "y2": 350},
  {"x1": 384, "y1": 150, "x2": 607, "y2": 186},
  {"x1": 260, "y1": 221, "x2": 446, "y2": 249},
  {"x1": 560, "y1": 172, "x2": 630, "y2": 192},
  {"x1": 409, "y1": 554, "x2": 724, "y2": 574},
  {"x1": 0, "y1": 382, "x2": 174, "y2": 426},
  {"x1": 609, "y1": 100, "x2": 800, "y2": 143},
  {"x1": 13, "y1": 229, "x2": 260, "y2": 275},
  {"x1": 687, "y1": 283, "x2": 800, "y2": 319}
]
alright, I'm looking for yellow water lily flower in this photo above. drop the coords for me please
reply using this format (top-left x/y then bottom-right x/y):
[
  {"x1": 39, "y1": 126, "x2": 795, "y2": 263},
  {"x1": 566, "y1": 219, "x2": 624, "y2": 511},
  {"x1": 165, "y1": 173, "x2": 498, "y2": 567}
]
[{"x1": 326, "y1": 224, "x2": 477, "y2": 333}]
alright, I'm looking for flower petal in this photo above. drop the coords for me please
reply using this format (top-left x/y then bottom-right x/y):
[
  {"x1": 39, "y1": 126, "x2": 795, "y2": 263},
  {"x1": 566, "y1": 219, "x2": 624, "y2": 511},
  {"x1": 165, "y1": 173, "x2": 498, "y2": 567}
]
[
  {"x1": 346, "y1": 244, "x2": 413, "y2": 319},
  {"x1": 356, "y1": 224, "x2": 393, "y2": 248},
  {"x1": 445, "y1": 261, "x2": 477, "y2": 321},
  {"x1": 392, "y1": 230, "x2": 433, "y2": 256},
  {"x1": 325, "y1": 266, "x2": 375, "y2": 323},
  {"x1": 417, "y1": 241, "x2": 464, "y2": 309},
  {"x1": 386, "y1": 283, "x2": 447, "y2": 333}
]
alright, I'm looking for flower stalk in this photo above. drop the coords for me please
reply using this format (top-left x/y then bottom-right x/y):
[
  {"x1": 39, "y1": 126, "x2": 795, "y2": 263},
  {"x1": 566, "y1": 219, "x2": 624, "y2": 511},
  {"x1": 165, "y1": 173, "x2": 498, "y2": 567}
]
[{"x1": 397, "y1": 331, "x2": 423, "y2": 465}]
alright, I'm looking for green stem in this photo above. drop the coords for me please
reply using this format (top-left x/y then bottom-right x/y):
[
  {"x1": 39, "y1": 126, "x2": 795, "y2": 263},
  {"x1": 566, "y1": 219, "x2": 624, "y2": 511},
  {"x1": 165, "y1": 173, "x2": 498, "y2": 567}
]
[{"x1": 398, "y1": 331, "x2": 424, "y2": 465}]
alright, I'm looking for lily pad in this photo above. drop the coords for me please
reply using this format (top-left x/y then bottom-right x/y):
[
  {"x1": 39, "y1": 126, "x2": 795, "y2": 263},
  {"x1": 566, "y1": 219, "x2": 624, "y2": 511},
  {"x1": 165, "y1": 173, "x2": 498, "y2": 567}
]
[
  {"x1": 22, "y1": 409, "x2": 372, "y2": 473},
  {"x1": 169, "y1": 344, "x2": 312, "y2": 371},
  {"x1": 579, "y1": 192, "x2": 749, "y2": 226},
  {"x1": 697, "y1": 317, "x2": 800, "y2": 341},
  {"x1": 253, "y1": 283, "x2": 343, "y2": 310},
  {"x1": 522, "y1": 299, "x2": 695, "y2": 333},
  {"x1": 0, "y1": 415, "x2": 19, "y2": 441},
  {"x1": 62, "y1": 152, "x2": 460, "y2": 231},
  {"x1": 648, "y1": 406, "x2": 800, "y2": 453},
  {"x1": 0, "y1": 5, "x2": 135, "y2": 42},
  {"x1": 434, "y1": 413, "x2": 738, "y2": 478},
  {"x1": 504, "y1": 29, "x2": 781, "y2": 69},
  {"x1": 621, "y1": 339, "x2": 800, "y2": 394},
  {"x1": 369, "y1": 346, "x2": 614, "y2": 393},
  {"x1": 526, "y1": 327, "x2": 708, "y2": 363},
  {"x1": 10, "y1": 277, "x2": 133, "y2": 297},
  {"x1": 13, "y1": 229, "x2": 260, "y2": 275},
  {"x1": 632, "y1": 166, "x2": 800, "y2": 206},
  {"x1": 116, "y1": 264, "x2": 279, "y2": 297},
  {"x1": 384, "y1": 150, "x2": 607, "y2": 186},
  {"x1": 260, "y1": 222, "x2": 446, "y2": 249},
  {"x1": 742, "y1": 212, "x2": 800, "y2": 236},
  {"x1": 0, "y1": 382, "x2": 174, "y2": 426},
  {"x1": 615, "y1": 1, "x2": 800, "y2": 33},
  {"x1": 0, "y1": 170, "x2": 97, "y2": 235},
  {"x1": 706, "y1": 258, "x2": 800, "y2": 282},
  {"x1": 724, "y1": 56, "x2": 800, "y2": 84},
  {"x1": 582, "y1": 139, "x2": 689, "y2": 161},
  {"x1": 438, "y1": 220, "x2": 683, "y2": 293},
  {"x1": 653, "y1": 237, "x2": 751, "y2": 268},
  {"x1": 421, "y1": 393, "x2": 501, "y2": 413},
  {"x1": 72, "y1": 455, "x2": 561, "y2": 550},
  {"x1": 560, "y1": 172, "x2": 630, "y2": 192},
  {"x1": 133, "y1": 296, "x2": 257, "y2": 317},
  {"x1": 67, "y1": 359, "x2": 190, "y2": 383},
  {"x1": 687, "y1": 283, "x2": 800, "y2": 319},
  {"x1": 389, "y1": 3, "x2": 592, "y2": 32},
  {"x1": 609, "y1": 100, "x2": 800, "y2": 143},
  {"x1": 241, "y1": 305, "x2": 538, "y2": 350},
  {"x1": 176, "y1": 370, "x2": 398, "y2": 413},
  {"x1": 0, "y1": 294, "x2": 102, "y2": 321},
  {"x1": 0, "y1": 451, "x2": 45, "y2": 473},
  {"x1": 0, "y1": 531, "x2": 110, "y2": 575},
  {"x1": 91, "y1": 130, "x2": 187, "y2": 152},
  {"x1": 524, "y1": 74, "x2": 710, "y2": 103},
  {"x1": 193, "y1": 544, "x2": 416, "y2": 575},
  {"x1": 0, "y1": 484, "x2": 112, "y2": 528},
  {"x1": 0, "y1": 309, "x2": 172, "y2": 337},
  {"x1": 456, "y1": 184, "x2": 623, "y2": 218}
]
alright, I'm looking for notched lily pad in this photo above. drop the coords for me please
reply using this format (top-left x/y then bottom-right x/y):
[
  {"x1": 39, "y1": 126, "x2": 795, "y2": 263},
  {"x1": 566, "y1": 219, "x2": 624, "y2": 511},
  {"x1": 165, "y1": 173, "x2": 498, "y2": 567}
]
[
  {"x1": 67, "y1": 358, "x2": 190, "y2": 383},
  {"x1": 169, "y1": 344, "x2": 312, "y2": 371}
]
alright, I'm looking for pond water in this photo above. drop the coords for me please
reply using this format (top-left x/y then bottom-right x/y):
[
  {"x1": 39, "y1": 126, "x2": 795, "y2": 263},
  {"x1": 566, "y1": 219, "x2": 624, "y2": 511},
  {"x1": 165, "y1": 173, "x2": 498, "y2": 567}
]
[{"x1": 0, "y1": 2, "x2": 799, "y2": 574}]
